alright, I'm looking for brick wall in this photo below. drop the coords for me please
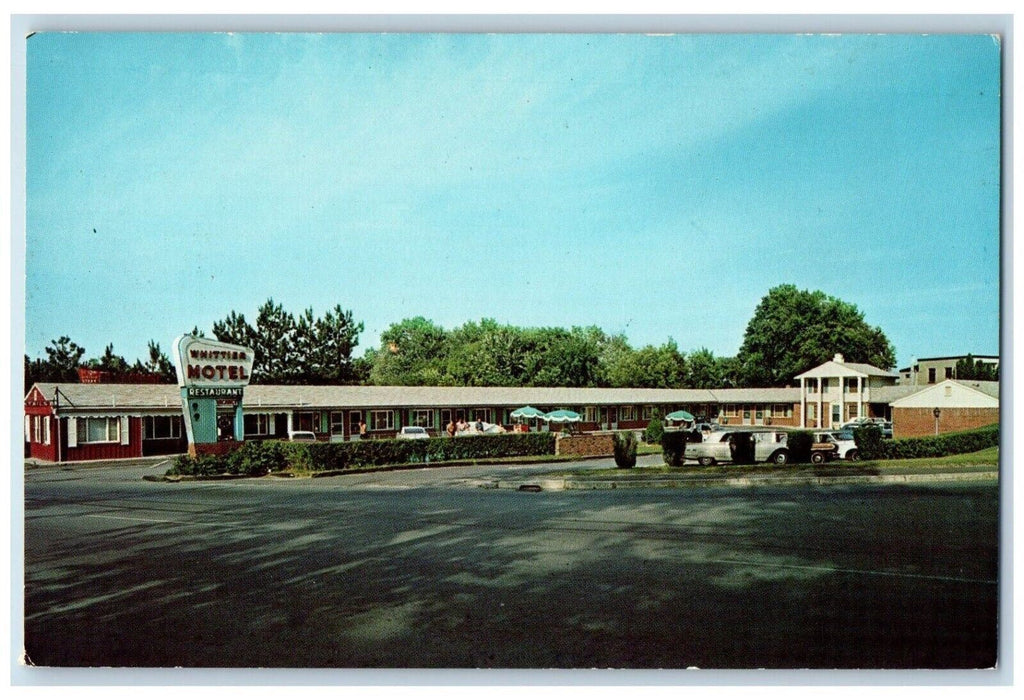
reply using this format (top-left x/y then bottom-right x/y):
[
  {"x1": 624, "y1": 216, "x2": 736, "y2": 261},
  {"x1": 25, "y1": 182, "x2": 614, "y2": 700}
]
[
  {"x1": 893, "y1": 407, "x2": 1000, "y2": 439},
  {"x1": 555, "y1": 434, "x2": 614, "y2": 457}
]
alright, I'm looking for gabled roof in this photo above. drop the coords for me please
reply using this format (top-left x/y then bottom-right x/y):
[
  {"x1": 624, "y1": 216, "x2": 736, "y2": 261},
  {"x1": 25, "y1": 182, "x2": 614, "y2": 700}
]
[
  {"x1": 889, "y1": 379, "x2": 1000, "y2": 408},
  {"x1": 27, "y1": 382, "x2": 761, "y2": 415}
]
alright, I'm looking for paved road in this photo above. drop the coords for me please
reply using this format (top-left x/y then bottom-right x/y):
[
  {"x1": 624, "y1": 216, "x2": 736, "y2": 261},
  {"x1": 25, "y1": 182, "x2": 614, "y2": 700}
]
[{"x1": 23, "y1": 459, "x2": 998, "y2": 669}]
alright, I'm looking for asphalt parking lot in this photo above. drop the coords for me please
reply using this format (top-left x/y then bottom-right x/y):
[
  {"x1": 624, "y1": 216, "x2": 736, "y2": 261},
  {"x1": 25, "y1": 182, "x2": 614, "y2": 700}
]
[{"x1": 22, "y1": 458, "x2": 999, "y2": 670}]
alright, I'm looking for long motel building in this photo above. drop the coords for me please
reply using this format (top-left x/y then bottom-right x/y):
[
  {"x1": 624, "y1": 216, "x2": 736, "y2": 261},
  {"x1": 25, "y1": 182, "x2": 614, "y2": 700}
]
[{"x1": 24, "y1": 354, "x2": 999, "y2": 463}]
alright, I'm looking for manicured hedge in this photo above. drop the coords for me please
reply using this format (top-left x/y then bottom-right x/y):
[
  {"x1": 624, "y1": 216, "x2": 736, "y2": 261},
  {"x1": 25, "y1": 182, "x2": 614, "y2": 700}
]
[
  {"x1": 660, "y1": 430, "x2": 689, "y2": 467},
  {"x1": 168, "y1": 432, "x2": 557, "y2": 476},
  {"x1": 853, "y1": 423, "x2": 999, "y2": 461},
  {"x1": 613, "y1": 431, "x2": 638, "y2": 468}
]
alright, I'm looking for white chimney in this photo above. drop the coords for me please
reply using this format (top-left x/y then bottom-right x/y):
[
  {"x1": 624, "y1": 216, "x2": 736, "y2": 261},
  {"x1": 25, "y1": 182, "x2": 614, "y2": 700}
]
[{"x1": 833, "y1": 353, "x2": 845, "y2": 363}]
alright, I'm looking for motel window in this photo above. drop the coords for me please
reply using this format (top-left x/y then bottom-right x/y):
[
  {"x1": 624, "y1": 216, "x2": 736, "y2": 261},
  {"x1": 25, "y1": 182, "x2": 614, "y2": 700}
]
[
  {"x1": 928, "y1": 368, "x2": 937, "y2": 384},
  {"x1": 296, "y1": 412, "x2": 316, "y2": 432},
  {"x1": 145, "y1": 416, "x2": 183, "y2": 439},
  {"x1": 945, "y1": 367, "x2": 954, "y2": 380},
  {"x1": 755, "y1": 406, "x2": 763, "y2": 420},
  {"x1": 724, "y1": 404, "x2": 737, "y2": 417},
  {"x1": 641, "y1": 405, "x2": 655, "y2": 421},
  {"x1": 370, "y1": 410, "x2": 394, "y2": 431},
  {"x1": 807, "y1": 403, "x2": 817, "y2": 420},
  {"x1": 330, "y1": 412, "x2": 345, "y2": 435},
  {"x1": 844, "y1": 378, "x2": 859, "y2": 393},
  {"x1": 78, "y1": 417, "x2": 120, "y2": 444},
  {"x1": 618, "y1": 406, "x2": 637, "y2": 422},
  {"x1": 31, "y1": 416, "x2": 50, "y2": 445},
  {"x1": 773, "y1": 404, "x2": 792, "y2": 418},
  {"x1": 806, "y1": 379, "x2": 818, "y2": 394},
  {"x1": 584, "y1": 406, "x2": 598, "y2": 423},
  {"x1": 349, "y1": 411, "x2": 362, "y2": 434},
  {"x1": 243, "y1": 414, "x2": 271, "y2": 437},
  {"x1": 411, "y1": 409, "x2": 434, "y2": 428},
  {"x1": 441, "y1": 409, "x2": 453, "y2": 428},
  {"x1": 821, "y1": 379, "x2": 830, "y2": 394},
  {"x1": 472, "y1": 409, "x2": 491, "y2": 423},
  {"x1": 743, "y1": 406, "x2": 751, "y2": 420}
]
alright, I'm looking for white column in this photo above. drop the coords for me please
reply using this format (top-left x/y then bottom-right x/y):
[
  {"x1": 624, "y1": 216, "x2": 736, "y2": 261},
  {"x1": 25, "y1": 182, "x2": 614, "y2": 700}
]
[
  {"x1": 800, "y1": 377, "x2": 807, "y2": 428},
  {"x1": 858, "y1": 376, "x2": 864, "y2": 419}
]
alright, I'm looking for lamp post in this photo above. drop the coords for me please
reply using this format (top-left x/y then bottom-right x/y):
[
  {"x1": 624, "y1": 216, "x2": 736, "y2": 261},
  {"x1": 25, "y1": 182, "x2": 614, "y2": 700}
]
[{"x1": 933, "y1": 407, "x2": 941, "y2": 436}]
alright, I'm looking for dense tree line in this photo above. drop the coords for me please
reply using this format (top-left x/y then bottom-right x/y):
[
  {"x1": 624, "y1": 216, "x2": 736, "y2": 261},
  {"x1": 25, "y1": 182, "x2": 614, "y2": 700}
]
[
  {"x1": 25, "y1": 286, "x2": 903, "y2": 391},
  {"x1": 24, "y1": 337, "x2": 176, "y2": 390},
  {"x1": 209, "y1": 299, "x2": 365, "y2": 384},
  {"x1": 954, "y1": 354, "x2": 999, "y2": 381},
  {"x1": 363, "y1": 316, "x2": 737, "y2": 389}
]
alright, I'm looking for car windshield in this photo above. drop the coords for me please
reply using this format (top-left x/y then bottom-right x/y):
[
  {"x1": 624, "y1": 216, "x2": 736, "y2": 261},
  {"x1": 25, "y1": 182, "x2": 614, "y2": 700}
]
[
  {"x1": 405, "y1": 427, "x2": 426, "y2": 434},
  {"x1": 836, "y1": 431, "x2": 855, "y2": 440}
]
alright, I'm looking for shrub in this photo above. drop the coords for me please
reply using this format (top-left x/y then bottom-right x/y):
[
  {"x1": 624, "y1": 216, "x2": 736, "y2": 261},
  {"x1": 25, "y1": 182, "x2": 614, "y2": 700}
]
[
  {"x1": 854, "y1": 423, "x2": 999, "y2": 461},
  {"x1": 786, "y1": 430, "x2": 814, "y2": 464},
  {"x1": 613, "y1": 431, "x2": 638, "y2": 468},
  {"x1": 226, "y1": 440, "x2": 286, "y2": 476},
  {"x1": 168, "y1": 453, "x2": 228, "y2": 477},
  {"x1": 644, "y1": 412, "x2": 664, "y2": 444},
  {"x1": 852, "y1": 424, "x2": 884, "y2": 460},
  {"x1": 661, "y1": 430, "x2": 688, "y2": 467}
]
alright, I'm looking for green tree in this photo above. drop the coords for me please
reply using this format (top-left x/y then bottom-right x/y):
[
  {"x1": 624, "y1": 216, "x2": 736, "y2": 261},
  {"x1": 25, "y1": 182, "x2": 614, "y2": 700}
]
[
  {"x1": 251, "y1": 299, "x2": 298, "y2": 383},
  {"x1": 211, "y1": 311, "x2": 253, "y2": 348},
  {"x1": 310, "y1": 304, "x2": 364, "y2": 384},
  {"x1": 368, "y1": 317, "x2": 450, "y2": 385},
  {"x1": 604, "y1": 340, "x2": 686, "y2": 388},
  {"x1": 735, "y1": 285, "x2": 896, "y2": 386},
  {"x1": 145, "y1": 340, "x2": 177, "y2": 382},
  {"x1": 954, "y1": 354, "x2": 999, "y2": 381},
  {"x1": 85, "y1": 343, "x2": 130, "y2": 374},
  {"x1": 686, "y1": 347, "x2": 723, "y2": 389},
  {"x1": 43, "y1": 336, "x2": 86, "y2": 381}
]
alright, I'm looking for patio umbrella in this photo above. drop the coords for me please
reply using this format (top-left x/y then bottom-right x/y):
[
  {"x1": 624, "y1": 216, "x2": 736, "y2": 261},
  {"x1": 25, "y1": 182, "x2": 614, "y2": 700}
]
[
  {"x1": 664, "y1": 410, "x2": 695, "y2": 423},
  {"x1": 543, "y1": 409, "x2": 582, "y2": 423},
  {"x1": 510, "y1": 406, "x2": 546, "y2": 420}
]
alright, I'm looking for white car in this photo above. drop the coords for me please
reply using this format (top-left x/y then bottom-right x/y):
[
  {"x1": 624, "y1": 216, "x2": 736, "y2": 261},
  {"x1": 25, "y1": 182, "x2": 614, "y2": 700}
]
[
  {"x1": 684, "y1": 430, "x2": 791, "y2": 466},
  {"x1": 397, "y1": 426, "x2": 431, "y2": 440},
  {"x1": 288, "y1": 431, "x2": 317, "y2": 443},
  {"x1": 815, "y1": 430, "x2": 859, "y2": 460}
]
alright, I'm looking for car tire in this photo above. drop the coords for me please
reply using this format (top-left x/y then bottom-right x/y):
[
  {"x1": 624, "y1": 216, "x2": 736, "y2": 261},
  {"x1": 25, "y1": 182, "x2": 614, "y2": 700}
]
[
  {"x1": 811, "y1": 452, "x2": 825, "y2": 464},
  {"x1": 848, "y1": 450, "x2": 859, "y2": 461},
  {"x1": 698, "y1": 456, "x2": 715, "y2": 466},
  {"x1": 771, "y1": 450, "x2": 789, "y2": 465}
]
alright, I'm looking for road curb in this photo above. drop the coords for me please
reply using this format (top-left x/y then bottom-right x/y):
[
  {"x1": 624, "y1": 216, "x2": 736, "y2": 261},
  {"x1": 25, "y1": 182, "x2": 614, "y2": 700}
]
[{"x1": 474, "y1": 470, "x2": 999, "y2": 491}]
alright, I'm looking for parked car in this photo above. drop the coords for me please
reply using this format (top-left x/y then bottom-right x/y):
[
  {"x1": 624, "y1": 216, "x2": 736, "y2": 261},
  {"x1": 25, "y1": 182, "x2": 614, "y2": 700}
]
[
  {"x1": 841, "y1": 418, "x2": 893, "y2": 439},
  {"x1": 696, "y1": 422, "x2": 722, "y2": 435},
  {"x1": 685, "y1": 430, "x2": 791, "y2": 466},
  {"x1": 288, "y1": 431, "x2": 317, "y2": 443},
  {"x1": 815, "y1": 430, "x2": 859, "y2": 460},
  {"x1": 397, "y1": 426, "x2": 431, "y2": 440}
]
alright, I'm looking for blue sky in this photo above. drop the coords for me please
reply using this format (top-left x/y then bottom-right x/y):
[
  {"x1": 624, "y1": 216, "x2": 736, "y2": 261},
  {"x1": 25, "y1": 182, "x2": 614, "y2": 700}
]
[{"x1": 25, "y1": 32, "x2": 1001, "y2": 371}]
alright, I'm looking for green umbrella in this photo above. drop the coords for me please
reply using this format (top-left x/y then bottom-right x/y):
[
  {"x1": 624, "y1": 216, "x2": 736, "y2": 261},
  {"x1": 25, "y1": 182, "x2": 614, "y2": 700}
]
[
  {"x1": 510, "y1": 406, "x2": 546, "y2": 420},
  {"x1": 543, "y1": 409, "x2": 582, "y2": 423},
  {"x1": 664, "y1": 410, "x2": 695, "y2": 422}
]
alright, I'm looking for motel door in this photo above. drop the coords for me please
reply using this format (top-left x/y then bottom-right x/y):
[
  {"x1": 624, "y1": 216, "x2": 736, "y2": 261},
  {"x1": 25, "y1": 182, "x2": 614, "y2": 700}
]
[{"x1": 831, "y1": 403, "x2": 841, "y2": 428}]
